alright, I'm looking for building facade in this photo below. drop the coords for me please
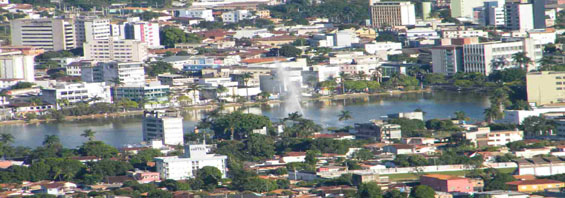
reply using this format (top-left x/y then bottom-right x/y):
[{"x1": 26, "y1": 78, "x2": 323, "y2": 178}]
[
  {"x1": 122, "y1": 19, "x2": 161, "y2": 48},
  {"x1": 74, "y1": 17, "x2": 112, "y2": 47},
  {"x1": 11, "y1": 18, "x2": 77, "y2": 51},
  {"x1": 83, "y1": 38, "x2": 148, "y2": 62},
  {"x1": 41, "y1": 82, "x2": 112, "y2": 105},
  {"x1": 369, "y1": 1, "x2": 416, "y2": 28},
  {"x1": 505, "y1": 3, "x2": 534, "y2": 32},
  {"x1": 81, "y1": 61, "x2": 146, "y2": 87},
  {"x1": 0, "y1": 47, "x2": 40, "y2": 82},
  {"x1": 431, "y1": 46, "x2": 464, "y2": 75},
  {"x1": 142, "y1": 111, "x2": 184, "y2": 146},
  {"x1": 526, "y1": 71, "x2": 565, "y2": 106},
  {"x1": 155, "y1": 143, "x2": 228, "y2": 180}
]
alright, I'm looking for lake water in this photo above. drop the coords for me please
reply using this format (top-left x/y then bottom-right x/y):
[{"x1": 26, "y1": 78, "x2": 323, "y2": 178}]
[{"x1": 0, "y1": 91, "x2": 490, "y2": 148}]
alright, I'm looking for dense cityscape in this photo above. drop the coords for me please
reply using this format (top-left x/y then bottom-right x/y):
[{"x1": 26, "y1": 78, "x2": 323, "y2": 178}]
[{"x1": 0, "y1": 0, "x2": 564, "y2": 197}]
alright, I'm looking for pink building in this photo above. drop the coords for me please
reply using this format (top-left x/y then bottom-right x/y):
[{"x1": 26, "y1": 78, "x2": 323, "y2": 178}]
[
  {"x1": 420, "y1": 174, "x2": 479, "y2": 193},
  {"x1": 134, "y1": 172, "x2": 160, "y2": 183}
]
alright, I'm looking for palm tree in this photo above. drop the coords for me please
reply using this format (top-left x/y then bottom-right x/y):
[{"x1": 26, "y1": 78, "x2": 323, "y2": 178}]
[
  {"x1": 188, "y1": 83, "x2": 202, "y2": 105},
  {"x1": 216, "y1": 85, "x2": 228, "y2": 102},
  {"x1": 339, "y1": 72, "x2": 351, "y2": 94},
  {"x1": 355, "y1": 71, "x2": 367, "y2": 80},
  {"x1": 372, "y1": 67, "x2": 383, "y2": 83},
  {"x1": 483, "y1": 107, "x2": 502, "y2": 123},
  {"x1": 240, "y1": 72, "x2": 253, "y2": 102},
  {"x1": 512, "y1": 52, "x2": 532, "y2": 70},
  {"x1": 43, "y1": 135, "x2": 61, "y2": 147},
  {"x1": 454, "y1": 111, "x2": 469, "y2": 121},
  {"x1": 338, "y1": 110, "x2": 352, "y2": 121},
  {"x1": 284, "y1": 112, "x2": 303, "y2": 122},
  {"x1": 0, "y1": 133, "x2": 14, "y2": 144},
  {"x1": 81, "y1": 129, "x2": 96, "y2": 141},
  {"x1": 110, "y1": 77, "x2": 124, "y2": 103}
]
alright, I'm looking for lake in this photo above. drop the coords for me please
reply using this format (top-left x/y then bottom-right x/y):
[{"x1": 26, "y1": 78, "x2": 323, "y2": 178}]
[{"x1": 0, "y1": 90, "x2": 490, "y2": 148}]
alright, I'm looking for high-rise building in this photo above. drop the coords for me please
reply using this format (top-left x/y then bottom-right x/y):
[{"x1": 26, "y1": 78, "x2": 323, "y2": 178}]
[
  {"x1": 421, "y1": 2, "x2": 432, "y2": 20},
  {"x1": 463, "y1": 39, "x2": 539, "y2": 75},
  {"x1": 122, "y1": 18, "x2": 161, "y2": 48},
  {"x1": 532, "y1": 0, "x2": 547, "y2": 29},
  {"x1": 74, "y1": 16, "x2": 112, "y2": 47},
  {"x1": 526, "y1": 71, "x2": 565, "y2": 106},
  {"x1": 83, "y1": 38, "x2": 148, "y2": 62},
  {"x1": 143, "y1": 111, "x2": 184, "y2": 146},
  {"x1": 0, "y1": 46, "x2": 42, "y2": 82},
  {"x1": 81, "y1": 61, "x2": 146, "y2": 87},
  {"x1": 10, "y1": 18, "x2": 77, "y2": 51},
  {"x1": 482, "y1": 1, "x2": 505, "y2": 26},
  {"x1": 451, "y1": 0, "x2": 486, "y2": 18},
  {"x1": 505, "y1": 3, "x2": 534, "y2": 32},
  {"x1": 431, "y1": 46, "x2": 464, "y2": 75},
  {"x1": 369, "y1": 1, "x2": 416, "y2": 27}
]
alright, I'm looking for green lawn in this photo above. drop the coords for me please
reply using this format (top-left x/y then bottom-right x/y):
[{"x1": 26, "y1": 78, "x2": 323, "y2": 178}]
[{"x1": 382, "y1": 167, "x2": 516, "y2": 182}]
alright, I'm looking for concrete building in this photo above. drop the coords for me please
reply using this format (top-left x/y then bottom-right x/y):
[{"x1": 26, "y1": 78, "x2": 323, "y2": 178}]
[
  {"x1": 526, "y1": 71, "x2": 565, "y2": 106},
  {"x1": 463, "y1": 127, "x2": 524, "y2": 147},
  {"x1": 516, "y1": 157, "x2": 565, "y2": 177},
  {"x1": 441, "y1": 29, "x2": 488, "y2": 39},
  {"x1": 0, "y1": 47, "x2": 40, "y2": 82},
  {"x1": 506, "y1": 179, "x2": 564, "y2": 193},
  {"x1": 175, "y1": 9, "x2": 214, "y2": 21},
  {"x1": 450, "y1": 0, "x2": 486, "y2": 18},
  {"x1": 116, "y1": 83, "x2": 170, "y2": 103},
  {"x1": 421, "y1": 2, "x2": 432, "y2": 20},
  {"x1": 74, "y1": 17, "x2": 112, "y2": 47},
  {"x1": 155, "y1": 143, "x2": 228, "y2": 180},
  {"x1": 121, "y1": 18, "x2": 161, "y2": 48},
  {"x1": 41, "y1": 82, "x2": 112, "y2": 105},
  {"x1": 421, "y1": 174, "x2": 481, "y2": 193},
  {"x1": 387, "y1": 112, "x2": 424, "y2": 120},
  {"x1": 10, "y1": 18, "x2": 77, "y2": 51},
  {"x1": 83, "y1": 38, "x2": 148, "y2": 63},
  {"x1": 482, "y1": 1, "x2": 505, "y2": 26},
  {"x1": 364, "y1": 41, "x2": 402, "y2": 55},
  {"x1": 369, "y1": 1, "x2": 416, "y2": 27},
  {"x1": 532, "y1": 0, "x2": 546, "y2": 29},
  {"x1": 463, "y1": 39, "x2": 539, "y2": 75},
  {"x1": 81, "y1": 61, "x2": 145, "y2": 87},
  {"x1": 505, "y1": 3, "x2": 534, "y2": 32},
  {"x1": 221, "y1": 10, "x2": 251, "y2": 23},
  {"x1": 431, "y1": 46, "x2": 464, "y2": 75},
  {"x1": 142, "y1": 111, "x2": 184, "y2": 146},
  {"x1": 354, "y1": 120, "x2": 402, "y2": 142}
]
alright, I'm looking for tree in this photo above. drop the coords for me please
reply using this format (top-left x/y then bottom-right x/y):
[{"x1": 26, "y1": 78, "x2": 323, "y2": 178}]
[
  {"x1": 160, "y1": 26, "x2": 187, "y2": 48},
  {"x1": 78, "y1": 141, "x2": 118, "y2": 158},
  {"x1": 338, "y1": 110, "x2": 352, "y2": 121},
  {"x1": 454, "y1": 111, "x2": 469, "y2": 121},
  {"x1": 357, "y1": 182, "x2": 383, "y2": 198},
  {"x1": 305, "y1": 150, "x2": 319, "y2": 165},
  {"x1": 277, "y1": 45, "x2": 302, "y2": 57},
  {"x1": 339, "y1": 72, "x2": 351, "y2": 93},
  {"x1": 110, "y1": 77, "x2": 124, "y2": 104},
  {"x1": 81, "y1": 129, "x2": 96, "y2": 141},
  {"x1": 196, "y1": 166, "x2": 222, "y2": 191},
  {"x1": 244, "y1": 134, "x2": 276, "y2": 161},
  {"x1": 484, "y1": 171, "x2": 516, "y2": 191},
  {"x1": 146, "y1": 61, "x2": 177, "y2": 76},
  {"x1": 188, "y1": 83, "x2": 202, "y2": 105},
  {"x1": 353, "y1": 149, "x2": 373, "y2": 161},
  {"x1": 484, "y1": 107, "x2": 503, "y2": 123},
  {"x1": 240, "y1": 72, "x2": 253, "y2": 102},
  {"x1": 410, "y1": 185, "x2": 435, "y2": 198},
  {"x1": 147, "y1": 190, "x2": 173, "y2": 198},
  {"x1": 521, "y1": 116, "x2": 555, "y2": 136},
  {"x1": 0, "y1": 133, "x2": 14, "y2": 145},
  {"x1": 385, "y1": 189, "x2": 408, "y2": 198},
  {"x1": 210, "y1": 112, "x2": 274, "y2": 140},
  {"x1": 42, "y1": 135, "x2": 62, "y2": 148},
  {"x1": 512, "y1": 52, "x2": 532, "y2": 70}
]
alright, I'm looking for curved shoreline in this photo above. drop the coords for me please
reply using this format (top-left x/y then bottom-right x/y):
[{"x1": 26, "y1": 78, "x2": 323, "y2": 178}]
[{"x1": 0, "y1": 88, "x2": 432, "y2": 126}]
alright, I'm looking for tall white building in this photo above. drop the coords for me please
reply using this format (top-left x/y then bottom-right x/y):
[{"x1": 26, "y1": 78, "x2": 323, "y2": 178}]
[
  {"x1": 450, "y1": 0, "x2": 486, "y2": 18},
  {"x1": 505, "y1": 3, "x2": 534, "y2": 32},
  {"x1": 143, "y1": 111, "x2": 184, "y2": 146},
  {"x1": 83, "y1": 38, "x2": 148, "y2": 62},
  {"x1": 0, "y1": 47, "x2": 40, "y2": 82},
  {"x1": 176, "y1": 9, "x2": 214, "y2": 21},
  {"x1": 41, "y1": 82, "x2": 112, "y2": 105},
  {"x1": 463, "y1": 39, "x2": 540, "y2": 75},
  {"x1": 81, "y1": 61, "x2": 146, "y2": 87},
  {"x1": 369, "y1": 1, "x2": 416, "y2": 27},
  {"x1": 10, "y1": 18, "x2": 76, "y2": 51},
  {"x1": 122, "y1": 21, "x2": 161, "y2": 49},
  {"x1": 74, "y1": 17, "x2": 112, "y2": 47},
  {"x1": 155, "y1": 143, "x2": 228, "y2": 180}
]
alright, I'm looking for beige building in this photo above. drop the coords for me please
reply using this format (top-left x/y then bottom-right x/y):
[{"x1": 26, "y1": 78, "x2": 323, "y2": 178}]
[
  {"x1": 10, "y1": 18, "x2": 77, "y2": 51},
  {"x1": 369, "y1": 1, "x2": 416, "y2": 28},
  {"x1": 83, "y1": 38, "x2": 148, "y2": 62},
  {"x1": 527, "y1": 71, "x2": 565, "y2": 106}
]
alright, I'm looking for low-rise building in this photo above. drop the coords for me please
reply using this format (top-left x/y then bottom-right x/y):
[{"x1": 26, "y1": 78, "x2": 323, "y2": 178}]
[
  {"x1": 155, "y1": 143, "x2": 228, "y2": 180},
  {"x1": 506, "y1": 179, "x2": 564, "y2": 192},
  {"x1": 420, "y1": 174, "x2": 483, "y2": 193},
  {"x1": 463, "y1": 127, "x2": 523, "y2": 147},
  {"x1": 387, "y1": 112, "x2": 424, "y2": 120},
  {"x1": 41, "y1": 82, "x2": 112, "y2": 106},
  {"x1": 527, "y1": 71, "x2": 565, "y2": 106},
  {"x1": 354, "y1": 120, "x2": 402, "y2": 142},
  {"x1": 515, "y1": 156, "x2": 565, "y2": 176}
]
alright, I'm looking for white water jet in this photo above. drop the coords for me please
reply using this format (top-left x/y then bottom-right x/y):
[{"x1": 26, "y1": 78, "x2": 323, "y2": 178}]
[{"x1": 275, "y1": 62, "x2": 304, "y2": 116}]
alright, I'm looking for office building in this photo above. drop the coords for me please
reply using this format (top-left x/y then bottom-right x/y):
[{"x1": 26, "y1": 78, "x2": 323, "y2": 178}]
[
  {"x1": 482, "y1": 1, "x2": 505, "y2": 26},
  {"x1": 369, "y1": 1, "x2": 416, "y2": 27},
  {"x1": 0, "y1": 46, "x2": 42, "y2": 82},
  {"x1": 431, "y1": 46, "x2": 464, "y2": 75},
  {"x1": 450, "y1": 0, "x2": 486, "y2": 18},
  {"x1": 143, "y1": 111, "x2": 184, "y2": 146},
  {"x1": 526, "y1": 71, "x2": 565, "y2": 106},
  {"x1": 83, "y1": 38, "x2": 148, "y2": 62},
  {"x1": 532, "y1": 0, "x2": 546, "y2": 29},
  {"x1": 155, "y1": 143, "x2": 228, "y2": 180},
  {"x1": 462, "y1": 39, "x2": 539, "y2": 75},
  {"x1": 74, "y1": 17, "x2": 112, "y2": 47},
  {"x1": 115, "y1": 83, "x2": 170, "y2": 103},
  {"x1": 122, "y1": 18, "x2": 161, "y2": 48},
  {"x1": 10, "y1": 18, "x2": 77, "y2": 51},
  {"x1": 175, "y1": 9, "x2": 214, "y2": 21},
  {"x1": 41, "y1": 82, "x2": 112, "y2": 105},
  {"x1": 81, "y1": 61, "x2": 145, "y2": 87},
  {"x1": 221, "y1": 10, "x2": 251, "y2": 23},
  {"x1": 354, "y1": 120, "x2": 402, "y2": 142},
  {"x1": 505, "y1": 3, "x2": 534, "y2": 32}
]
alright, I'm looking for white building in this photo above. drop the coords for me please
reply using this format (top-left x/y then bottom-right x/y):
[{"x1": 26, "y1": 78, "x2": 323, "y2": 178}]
[
  {"x1": 364, "y1": 41, "x2": 402, "y2": 55},
  {"x1": 116, "y1": 82, "x2": 170, "y2": 103},
  {"x1": 81, "y1": 61, "x2": 145, "y2": 87},
  {"x1": 83, "y1": 38, "x2": 148, "y2": 62},
  {"x1": 500, "y1": 106, "x2": 565, "y2": 124},
  {"x1": 505, "y1": 3, "x2": 534, "y2": 32},
  {"x1": 462, "y1": 39, "x2": 540, "y2": 75},
  {"x1": 155, "y1": 143, "x2": 228, "y2": 180},
  {"x1": 0, "y1": 48, "x2": 37, "y2": 82},
  {"x1": 441, "y1": 29, "x2": 488, "y2": 39},
  {"x1": 41, "y1": 82, "x2": 112, "y2": 105},
  {"x1": 222, "y1": 10, "x2": 251, "y2": 23},
  {"x1": 431, "y1": 46, "x2": 464, "y2": 75},
  {"x1": 450, "y1": 0, "x2": 486, "y2": 18},
  {"x1": 121, "y1": 18, "x2": 161, "y2": 48},
  {"x1": 143, "y1": 111, "x2": 184, "y2": 146},
  {"x1": 74, "y1": 17, "x2": 112, "y2": 47},
  {"x1": 464, "y1": 128, "x2": 524, "y2": 147},
  {"x1": 10, "y1": 18, "x2": 76, "y2": 51},
  {"x1": 176, "y1": 9, "x2": 214, "y2": 21},
  {"x1": 369, "y1": 1, "x2": 416, "y2": 27}
]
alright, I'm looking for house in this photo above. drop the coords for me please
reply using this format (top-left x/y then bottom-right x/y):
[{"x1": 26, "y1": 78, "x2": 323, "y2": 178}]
[
  {"x1": 463, "y1": 127, "x2": 523, "y2": 147},
  {"x1": 402, "y1": 137, "x2": 435, "y2": 145},
  {"x1": 133, "y1": 172, "x2": 160, "y2": 183},
  {"x1": 383, "y1": 144, "x2": 437, "y2": 155},
  {"x1": 281, "y1": 152, "x2": 306, "y2": 163},
  {"x1": 506, "y1": 179, "x2": 564, "y2": 192},
  {"x1": 514, "y1": 147, "x2": 552, "y2": 158},
  {"x1": 34, "y1": 182, "x2": 77, "y2": 196},
  {"x1": 420, "y1": 174, "x2": 483, "y2": 193},
  {"x1": 352, "y1": 173, "x2": 389, "y2": 185}
]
